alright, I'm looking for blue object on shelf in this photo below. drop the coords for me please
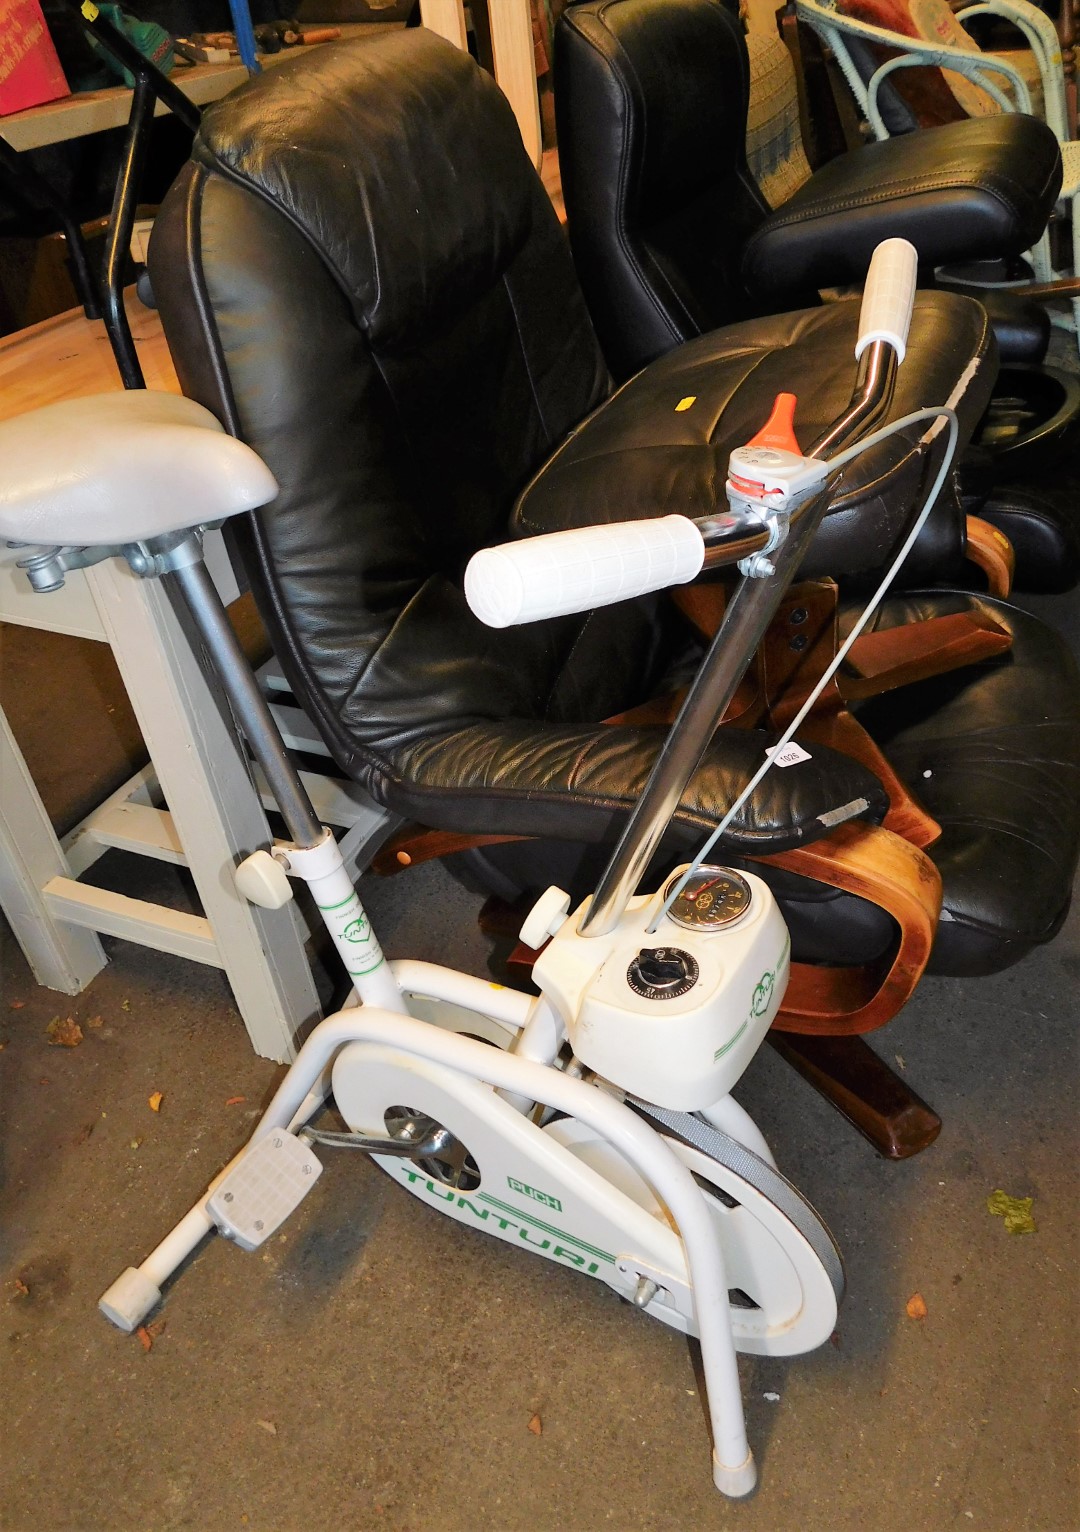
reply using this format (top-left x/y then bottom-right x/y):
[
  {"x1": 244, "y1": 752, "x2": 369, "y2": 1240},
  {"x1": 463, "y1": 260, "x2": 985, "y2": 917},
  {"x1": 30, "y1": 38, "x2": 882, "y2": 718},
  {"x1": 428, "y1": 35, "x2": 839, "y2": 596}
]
[{"x1": 227, "y1": 0, "x2": 262, "y2": 75}]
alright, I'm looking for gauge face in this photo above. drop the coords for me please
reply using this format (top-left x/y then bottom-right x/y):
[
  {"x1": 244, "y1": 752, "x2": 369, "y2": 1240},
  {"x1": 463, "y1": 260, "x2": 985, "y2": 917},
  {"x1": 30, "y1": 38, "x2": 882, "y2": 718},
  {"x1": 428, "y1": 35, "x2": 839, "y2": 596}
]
[{"x1": 664, "y1": 866, "x2": 753, "y2": 931}]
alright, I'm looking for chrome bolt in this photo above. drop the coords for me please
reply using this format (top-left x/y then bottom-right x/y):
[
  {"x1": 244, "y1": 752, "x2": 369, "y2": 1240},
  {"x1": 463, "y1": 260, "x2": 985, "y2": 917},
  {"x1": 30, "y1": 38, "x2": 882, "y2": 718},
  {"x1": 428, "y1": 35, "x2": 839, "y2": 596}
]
[{"x1": 633, "y1": 1277, "x2": 659, "y2": 1309}]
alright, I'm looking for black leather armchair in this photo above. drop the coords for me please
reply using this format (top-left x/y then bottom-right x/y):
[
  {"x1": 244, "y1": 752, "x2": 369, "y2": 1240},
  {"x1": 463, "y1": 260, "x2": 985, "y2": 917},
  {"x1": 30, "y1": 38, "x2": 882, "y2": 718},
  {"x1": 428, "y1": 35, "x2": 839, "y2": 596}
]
[
  {"x1": 146, "y1": 28, "x2": 1080, "y2": 1153},
  {"x1": 549, "y1": 2, "x2": 1080, "y2": 945},
  {"x1": 555, "y1": 0, "x2": 1080, "y2": 589}
]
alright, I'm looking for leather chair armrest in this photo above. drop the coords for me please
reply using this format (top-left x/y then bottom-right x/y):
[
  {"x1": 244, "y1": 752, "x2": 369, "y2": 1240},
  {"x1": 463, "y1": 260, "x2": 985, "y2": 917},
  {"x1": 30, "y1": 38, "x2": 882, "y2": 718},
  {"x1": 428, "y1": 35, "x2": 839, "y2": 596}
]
[
  {"x1": 742, "y1": 116, "x2": 1062, "y2": 302},
  {"x1": 381, "y1": 715, "x2": 889, "y2": 857},
  {"x1": 752, "y1": 819, "x2": 942, "y2": 1035}
]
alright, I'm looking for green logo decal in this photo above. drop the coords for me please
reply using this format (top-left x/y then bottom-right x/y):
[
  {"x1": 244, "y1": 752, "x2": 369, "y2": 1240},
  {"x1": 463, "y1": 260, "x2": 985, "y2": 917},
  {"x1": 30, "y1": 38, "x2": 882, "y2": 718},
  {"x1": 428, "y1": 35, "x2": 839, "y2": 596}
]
[
  {"x1": 508, "y1": 1176, "x2": 563, "y2": 1211},
  {"x1": 714, "y1": 940, "x2": 790, "y2": 1060},
  {"x1": 395, "y1": 1166, "x2": 612, "y2": 1274},
  {"x1": 750, "y1": 935, "x2": 790, "y2": 1020},
  {"x1": 341, "y1": 916, "x2": 372, "y2": 945},
  {"x1": 750, "y1": 968, "x2": 776, "y2": 1018}
]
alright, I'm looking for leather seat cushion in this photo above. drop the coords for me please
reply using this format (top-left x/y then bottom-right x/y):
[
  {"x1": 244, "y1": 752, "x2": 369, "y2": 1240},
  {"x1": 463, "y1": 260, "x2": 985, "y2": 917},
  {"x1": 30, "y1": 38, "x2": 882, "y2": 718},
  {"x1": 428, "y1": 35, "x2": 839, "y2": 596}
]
[
  {"x1": 513, "y1": 293, "x2": 994, "y2": 578},
  {"x1": 656, "y1": 590, "x2": 1080, "y2": 973},
  {"x1": 743, "y1": 116, "x2": 1063, "y2": 304},
  {"x1": 960, "y1": 445, "x2": 1080, "y2": 592},
  {"x1": 853, "y1": 592, "x2": 1080, "y2": 973},
  {"x1": 463, "y1": 835, "x2": 904, "y2": 967}
]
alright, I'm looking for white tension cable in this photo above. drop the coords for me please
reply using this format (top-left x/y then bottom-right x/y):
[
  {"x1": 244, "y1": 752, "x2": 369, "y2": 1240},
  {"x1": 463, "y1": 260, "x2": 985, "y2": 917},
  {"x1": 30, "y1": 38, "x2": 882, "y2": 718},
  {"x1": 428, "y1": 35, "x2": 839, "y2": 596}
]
[
  {"x1": 464, "y1": 514, "x2": 705, "y2": 628},
  {"x1": 652, "y1": 402, "x2": 960, "y2": 933}
]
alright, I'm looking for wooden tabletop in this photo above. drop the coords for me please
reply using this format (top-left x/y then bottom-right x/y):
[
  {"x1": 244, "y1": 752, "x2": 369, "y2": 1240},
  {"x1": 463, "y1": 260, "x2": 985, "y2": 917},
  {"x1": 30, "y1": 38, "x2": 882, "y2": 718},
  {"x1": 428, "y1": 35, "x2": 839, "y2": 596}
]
[
  {"x1": 0, "y1": 23, "x2": 401, "y2": 152},
  {"x1": 0, "y1": 290, "x2": 177, "y2": 421}
]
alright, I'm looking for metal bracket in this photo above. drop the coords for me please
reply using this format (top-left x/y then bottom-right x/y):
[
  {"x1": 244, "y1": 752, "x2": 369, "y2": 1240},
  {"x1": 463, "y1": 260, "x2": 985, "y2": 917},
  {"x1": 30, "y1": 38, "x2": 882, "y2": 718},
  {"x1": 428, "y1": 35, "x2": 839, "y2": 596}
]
[
  {"x1": 299, "y1": 1117, "x2": 455, "y2": 1161},
  {"x1": 734, "y1": 504, "x2": 789, "y2": 579},
  {"x1": 9, "y1": 530, "x2": 209, "y2": 592},
  {"x1": 123, "y1": 530, "x2": 208, "y2": 580},
  {"x1": 11, "y1": 543, "x2": 126, "y2": 592}
]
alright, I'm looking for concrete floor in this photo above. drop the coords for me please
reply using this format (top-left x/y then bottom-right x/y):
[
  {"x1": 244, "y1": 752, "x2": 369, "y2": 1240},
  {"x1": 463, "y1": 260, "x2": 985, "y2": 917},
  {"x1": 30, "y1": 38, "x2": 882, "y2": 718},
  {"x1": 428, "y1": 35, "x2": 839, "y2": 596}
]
[{"x1": 2, "y1": 600, "x2": 1078, "y2": 1532}]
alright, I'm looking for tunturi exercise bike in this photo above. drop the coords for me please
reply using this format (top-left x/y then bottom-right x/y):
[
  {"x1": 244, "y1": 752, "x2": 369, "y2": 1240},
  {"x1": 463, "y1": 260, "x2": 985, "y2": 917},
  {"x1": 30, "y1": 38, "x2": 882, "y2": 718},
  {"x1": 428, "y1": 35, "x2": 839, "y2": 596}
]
[{"x1": 1, "y1": 240, "x2": 956, "y2": 1498}]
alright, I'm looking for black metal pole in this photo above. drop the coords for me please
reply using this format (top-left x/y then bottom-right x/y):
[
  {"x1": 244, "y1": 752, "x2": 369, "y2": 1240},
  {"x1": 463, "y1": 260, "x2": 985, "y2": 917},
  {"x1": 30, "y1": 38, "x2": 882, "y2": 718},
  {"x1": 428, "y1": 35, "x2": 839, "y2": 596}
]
[
  {"x1": 169, "y1": 556, "x2": 326, "y2": 850},
  {"x1": 66, "y1": 1, "x2": 201, "y2": 132},
  {"x1": 0, "y1": 137, "x2": 102, "y2": 321},
  {"x1": 66, "y1": 0, "x2": 202, "y2": 386},
  {"x1": 101, "y1": 71, "x2": 155, "y2": 389}
]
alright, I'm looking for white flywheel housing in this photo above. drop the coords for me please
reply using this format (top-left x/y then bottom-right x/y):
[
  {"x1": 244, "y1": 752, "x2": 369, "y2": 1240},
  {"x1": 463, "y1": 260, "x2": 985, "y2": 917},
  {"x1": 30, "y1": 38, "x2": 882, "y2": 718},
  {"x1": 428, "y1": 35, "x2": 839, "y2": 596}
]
[
  {"x1": 330, "y1": 995, "x2": 841, "y2": 1360},
  {"x1": 542, "y1": 1118, "x2": 842, "y2": 1356}
]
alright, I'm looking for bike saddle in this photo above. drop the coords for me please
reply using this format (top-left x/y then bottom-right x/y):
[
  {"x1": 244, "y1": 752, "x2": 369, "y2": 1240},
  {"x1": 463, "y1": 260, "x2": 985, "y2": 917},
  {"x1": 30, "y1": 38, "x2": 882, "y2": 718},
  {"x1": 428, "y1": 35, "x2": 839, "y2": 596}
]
[{"x1": 0, "y1": 392, "x2": 276, "y2": 548}]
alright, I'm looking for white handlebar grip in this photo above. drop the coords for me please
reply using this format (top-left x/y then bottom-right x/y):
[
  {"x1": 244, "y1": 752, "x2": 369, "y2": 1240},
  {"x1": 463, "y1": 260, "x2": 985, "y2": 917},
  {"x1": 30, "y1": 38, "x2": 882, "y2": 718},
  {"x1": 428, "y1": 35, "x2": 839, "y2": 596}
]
[
  {"x1": 464, "y1": 515, "x2": 706, "y2": 628},
  {"x1": 855, "y1": 237, "x2": 918, "y2": 365}
]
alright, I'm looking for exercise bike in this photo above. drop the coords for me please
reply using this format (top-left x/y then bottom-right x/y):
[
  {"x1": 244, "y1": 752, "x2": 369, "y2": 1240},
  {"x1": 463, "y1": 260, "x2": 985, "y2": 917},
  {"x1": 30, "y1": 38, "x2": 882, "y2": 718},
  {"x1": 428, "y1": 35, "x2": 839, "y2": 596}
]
[{"x1": 1, "y1": 241, "x2": 956, "y2": 1498}]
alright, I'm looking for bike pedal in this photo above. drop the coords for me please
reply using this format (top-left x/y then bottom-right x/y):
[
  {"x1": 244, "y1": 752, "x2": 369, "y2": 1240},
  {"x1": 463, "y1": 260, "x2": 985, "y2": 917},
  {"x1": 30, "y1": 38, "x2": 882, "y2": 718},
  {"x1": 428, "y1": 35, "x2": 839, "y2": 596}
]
[{"x1": 207, "y1": 1130, "x2": 323, "y2": 1250}]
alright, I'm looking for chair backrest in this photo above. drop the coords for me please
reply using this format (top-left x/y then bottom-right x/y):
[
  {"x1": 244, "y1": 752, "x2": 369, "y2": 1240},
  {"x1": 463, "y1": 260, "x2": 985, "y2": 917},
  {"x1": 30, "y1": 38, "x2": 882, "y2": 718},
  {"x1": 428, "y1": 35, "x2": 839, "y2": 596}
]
[
  {"x1": 844, "y1": 0, "x2": 999, "y2": 126},
  {"x1": 556, "y1": 0, "x2": 790, "y2": 380},
  {"x1": 148, "y1": 32, "x2": 688, "y2": 791}
]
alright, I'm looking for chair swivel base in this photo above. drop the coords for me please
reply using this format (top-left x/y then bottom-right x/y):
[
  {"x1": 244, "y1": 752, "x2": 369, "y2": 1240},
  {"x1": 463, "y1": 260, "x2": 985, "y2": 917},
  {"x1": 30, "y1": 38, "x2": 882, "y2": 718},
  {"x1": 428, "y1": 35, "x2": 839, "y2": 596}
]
[
  {"x1": 768, "y1": 1032, "x2": 942, "y2": 1160},
  {"x1": 972, "y1": 364, "x2": 1080, "y2": 480}
]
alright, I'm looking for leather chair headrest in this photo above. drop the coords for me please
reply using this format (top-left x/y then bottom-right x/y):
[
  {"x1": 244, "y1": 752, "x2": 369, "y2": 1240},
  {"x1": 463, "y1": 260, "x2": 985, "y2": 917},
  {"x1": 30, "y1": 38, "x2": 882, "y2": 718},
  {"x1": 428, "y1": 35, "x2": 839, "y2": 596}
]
[
  {"x1": 193, "y1": 30, "x2": 536, "y2": 347},
  {"x1": 562, "y1": 0, "x2": 753, "y2": 221}
]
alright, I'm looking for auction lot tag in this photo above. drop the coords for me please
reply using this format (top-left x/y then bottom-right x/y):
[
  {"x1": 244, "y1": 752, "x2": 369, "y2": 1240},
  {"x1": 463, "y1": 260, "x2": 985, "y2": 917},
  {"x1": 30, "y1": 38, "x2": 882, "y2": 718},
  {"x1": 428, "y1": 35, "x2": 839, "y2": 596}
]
[{"x1": 765, "y1": 742, "x2": 812, "y2": 768}]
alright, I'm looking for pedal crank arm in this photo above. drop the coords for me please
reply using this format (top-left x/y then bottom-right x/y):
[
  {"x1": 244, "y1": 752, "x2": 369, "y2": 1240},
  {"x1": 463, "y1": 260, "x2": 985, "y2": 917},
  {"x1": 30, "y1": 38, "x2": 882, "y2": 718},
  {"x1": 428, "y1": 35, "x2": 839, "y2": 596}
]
[{"x1": 300, "y1": 1121, "x2": 452, "y2": 1158}]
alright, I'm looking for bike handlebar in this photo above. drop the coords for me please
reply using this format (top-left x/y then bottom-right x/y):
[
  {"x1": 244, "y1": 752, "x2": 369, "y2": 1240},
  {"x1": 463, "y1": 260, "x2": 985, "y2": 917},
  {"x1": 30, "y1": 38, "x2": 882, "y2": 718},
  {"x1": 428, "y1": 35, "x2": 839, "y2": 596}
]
[
  {"x1": 464, "y1": 238, "x2": 918, "y2": 631},
  {"x1": 855, "y1": 237, "x2": 918, "y2": 365},
  {"x1": 464, "y1": 514, "x2": 705, "y2": 629},
  {"x1": 460, "y1": 237, "x2": 931, "y2": 940}
]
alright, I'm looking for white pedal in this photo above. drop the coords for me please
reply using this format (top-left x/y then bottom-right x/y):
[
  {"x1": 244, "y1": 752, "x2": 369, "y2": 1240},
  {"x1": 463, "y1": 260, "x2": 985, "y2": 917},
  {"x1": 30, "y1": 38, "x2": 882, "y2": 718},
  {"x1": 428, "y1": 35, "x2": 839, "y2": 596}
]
[{"x1": 207, "y1": 1130, "x2": 322, "y2": 1250}]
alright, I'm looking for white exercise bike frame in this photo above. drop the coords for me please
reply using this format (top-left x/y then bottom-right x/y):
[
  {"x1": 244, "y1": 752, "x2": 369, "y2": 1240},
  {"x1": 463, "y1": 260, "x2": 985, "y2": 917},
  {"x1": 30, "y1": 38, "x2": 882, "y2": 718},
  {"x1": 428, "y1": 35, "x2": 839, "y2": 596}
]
[{"x1": 4, "y1": 241, "x2": 947, "y2": 1500}]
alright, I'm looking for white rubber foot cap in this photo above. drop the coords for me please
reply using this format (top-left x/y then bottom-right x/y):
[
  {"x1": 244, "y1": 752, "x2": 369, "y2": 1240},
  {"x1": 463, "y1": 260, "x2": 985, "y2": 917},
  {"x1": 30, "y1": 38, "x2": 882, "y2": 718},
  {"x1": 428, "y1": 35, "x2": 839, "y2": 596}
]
[
  {"x1": 99, "y1": 1267, "x2": 162, "y2": 1332},
  {"x1": 713, "y1": 1449, "x2": 758, "y2": 1498}
]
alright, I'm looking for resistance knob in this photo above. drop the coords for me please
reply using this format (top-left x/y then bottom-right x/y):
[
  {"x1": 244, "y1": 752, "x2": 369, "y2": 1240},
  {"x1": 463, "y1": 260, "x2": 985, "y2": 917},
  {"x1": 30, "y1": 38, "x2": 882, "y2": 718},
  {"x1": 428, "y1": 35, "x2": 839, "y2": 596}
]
[{"x1": 626, "y1": 946, "x2": 699, "y2": 1000}]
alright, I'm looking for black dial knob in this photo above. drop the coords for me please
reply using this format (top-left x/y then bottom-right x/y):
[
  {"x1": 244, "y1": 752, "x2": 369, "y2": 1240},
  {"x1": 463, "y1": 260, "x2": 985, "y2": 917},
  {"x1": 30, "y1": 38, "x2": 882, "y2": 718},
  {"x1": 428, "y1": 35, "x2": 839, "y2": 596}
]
[{"x1": 626, "y1": 946, "x2": 699, "y2": 1000}]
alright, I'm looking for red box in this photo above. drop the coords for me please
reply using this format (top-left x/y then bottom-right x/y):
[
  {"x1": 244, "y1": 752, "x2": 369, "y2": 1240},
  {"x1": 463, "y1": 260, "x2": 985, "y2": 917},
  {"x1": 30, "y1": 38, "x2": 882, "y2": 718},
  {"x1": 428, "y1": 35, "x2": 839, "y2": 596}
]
[{"x1": 1, "y1": 0, "x2": 71, "y2": 117}]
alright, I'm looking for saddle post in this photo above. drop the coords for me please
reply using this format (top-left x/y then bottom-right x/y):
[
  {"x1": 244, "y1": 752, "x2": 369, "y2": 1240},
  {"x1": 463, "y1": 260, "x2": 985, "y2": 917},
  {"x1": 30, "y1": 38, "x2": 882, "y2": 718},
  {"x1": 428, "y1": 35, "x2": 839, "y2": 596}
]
[
  {"x1": 164, "y1": 546, "x2": 324, "y2": 850},
  {"x1": 133, "y1": 535, "x2": 407, "y2": 1014}
]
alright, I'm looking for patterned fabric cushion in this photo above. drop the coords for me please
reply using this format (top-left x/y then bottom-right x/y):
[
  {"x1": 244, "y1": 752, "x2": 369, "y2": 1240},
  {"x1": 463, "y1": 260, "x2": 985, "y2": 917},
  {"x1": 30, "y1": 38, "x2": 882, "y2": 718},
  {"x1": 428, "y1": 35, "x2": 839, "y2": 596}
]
[
  {"x1": 744, "y1": 27, "x2": 813, "y2": 207},
  {"x1": 843, "y1": 0, "x2": 1048, "y2": 123}
]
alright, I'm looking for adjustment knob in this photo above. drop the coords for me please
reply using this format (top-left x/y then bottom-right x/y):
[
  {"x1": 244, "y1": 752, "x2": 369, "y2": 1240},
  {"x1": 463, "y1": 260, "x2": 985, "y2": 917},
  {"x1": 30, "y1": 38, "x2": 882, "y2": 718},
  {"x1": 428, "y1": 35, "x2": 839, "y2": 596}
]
[
  {"x1": 235, "y1": 849, "x2": 293, "y2": 909},
  {"x1": 519, "y1": 886, "x2": 571, "y2": 950},
  {"x1": 626, "y1": 946, "x2": 699, "y2": 1000}
]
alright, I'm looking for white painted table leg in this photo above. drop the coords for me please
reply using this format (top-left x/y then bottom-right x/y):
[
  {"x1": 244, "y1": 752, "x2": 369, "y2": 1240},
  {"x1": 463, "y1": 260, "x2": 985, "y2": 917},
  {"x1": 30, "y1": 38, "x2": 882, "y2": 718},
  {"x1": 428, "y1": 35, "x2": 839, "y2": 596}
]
[
  {"x1": 0, "y1": 707, "x2": 107, "y2": 993},
  {"x1": 84, "y1": 557, "x2": 321, "y2": 1063},
  {"x1": 488, "y1": 1, "x2": 543, "y2": 169},
  {"x1": 419, "y1": 0, "x2": 468, "y2": 49},
  {"x1": 420, "y1": 1, "x2": 543, "y2": 170}
]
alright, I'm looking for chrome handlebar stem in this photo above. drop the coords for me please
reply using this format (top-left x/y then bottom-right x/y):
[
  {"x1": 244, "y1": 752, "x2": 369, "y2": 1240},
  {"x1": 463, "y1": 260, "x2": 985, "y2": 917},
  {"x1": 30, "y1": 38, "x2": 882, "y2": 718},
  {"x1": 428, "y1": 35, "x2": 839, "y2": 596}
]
[{"x1": 580, "y1": 339, "x2": 901, "y2": 939}]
